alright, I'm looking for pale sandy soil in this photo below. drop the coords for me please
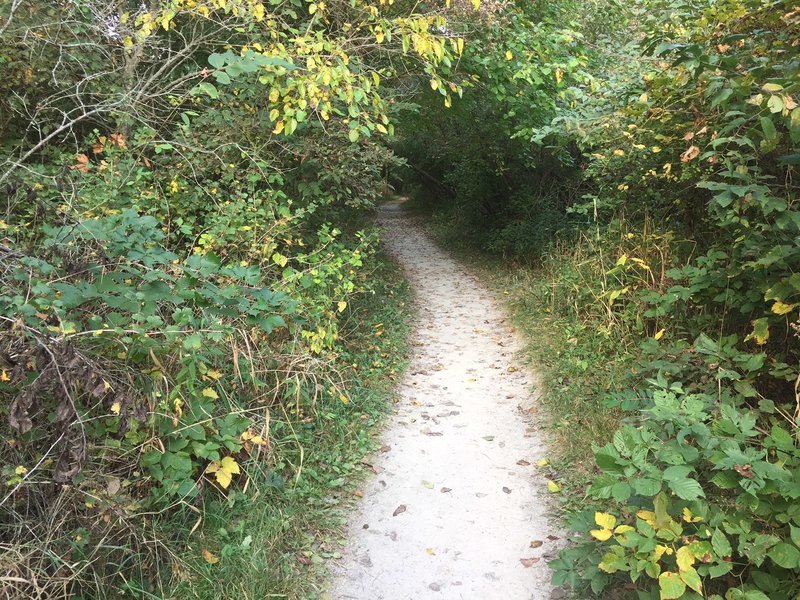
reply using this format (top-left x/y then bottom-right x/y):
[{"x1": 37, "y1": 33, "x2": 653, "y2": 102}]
[{"x1": 328, "y1": 200, "x2": 560, "y2": 600}]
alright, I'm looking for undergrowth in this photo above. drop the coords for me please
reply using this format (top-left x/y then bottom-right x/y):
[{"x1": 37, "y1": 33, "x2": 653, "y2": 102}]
[{"x1": 167, "y1": 254, "x2": 412, "y2": 600}]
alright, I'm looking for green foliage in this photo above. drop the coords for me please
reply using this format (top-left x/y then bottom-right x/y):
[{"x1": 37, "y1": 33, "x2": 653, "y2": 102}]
[
  {"x1": 397, "y1": 0, "x2": 800, "y2": 598},
  {"x1": 0, "y1": 0, "x2": 446, "y2": 595}
]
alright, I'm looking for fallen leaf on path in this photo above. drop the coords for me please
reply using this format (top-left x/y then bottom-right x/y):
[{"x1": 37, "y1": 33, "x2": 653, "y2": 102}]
[
  {"x1": 507, "y1": 367, "x2": 518, "y2": 373},
  {"x1": 352, "y1": 490, "x2": 364, "y2": 498},
  {"x1": 547, "y1": 535, "x2": 560, "y2": 541},
  {"x1": 520, "y1": 557, "x2": 540, "y2": 568},
  {"x1": 440, "y1": 487, "x2": 452, "y2": 493},
  {"x1": 201, "y1": 549, "x2": 220, "y2": 564},
  {"x1": 502, "y1": 487, "x2": 512, "y2": 494},
  {"x1": 547, "y1": 480, "x2": 561, "y2": 493},
  {"x1": 530, "y1": 540, "x2": 543, "y2": 549},
  {"x1": 393, "y1": 504, "x2": 407, "y2": 516},
  {"x1": 296, "y1": 554, "x2": 312, "y2": 566},
  {"x1": 426, "y1": 548, "x2": 435, "y2": 555},
  {"x1": 422, "y1": 429, "x2": 443, "y2": 436},
  {"x1": 475, "y1": 492, "x2": 487, "y2": 498},
  {"x1": 422, "y1": 480, "x2": 434, "y2": 489},
  {"x1": 482, "y1": 435, "x2": 495, "y2": 441},
  {"x1": 517, "y1": 459, "x2": 531, "y2": 466},
  {"x1": 536, "y1": 458, "x2": 550, "y2": 468},
  {"x1": 380, "y1": 444, "x2": 391, "y2": 453}
]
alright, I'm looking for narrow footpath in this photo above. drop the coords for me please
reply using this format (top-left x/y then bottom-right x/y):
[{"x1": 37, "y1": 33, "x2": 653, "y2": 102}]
[{"x1": 330, "y1": 200, "x2": 558, "y2": 600}]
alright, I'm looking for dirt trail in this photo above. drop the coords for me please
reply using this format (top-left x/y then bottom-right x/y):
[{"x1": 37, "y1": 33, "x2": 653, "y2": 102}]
[{"x1": 329, "y1": 201, "x2": 557, "y2": 600}]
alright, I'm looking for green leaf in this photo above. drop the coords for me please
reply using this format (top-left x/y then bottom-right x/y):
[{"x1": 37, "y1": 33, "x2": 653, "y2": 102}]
[
  {"x1": 183, "y1": 334, "x2": 202, "y2": 350},
  {"x1": 195, "y1": 82, "x2": 219, "y2": 99},
  {"x1": 208, "y1": 53, "x2": 227, "y2": 69},
  {"x1": 348, "y1": 128, "x2": 360, "y2": 143},
  {"x1": 659, "y1": 571, "x2": 686, "y2": 599},
  {"x1": 766, "y1": 95, "x2": 784, "y2": 114},
  {"x1": 679, "y1": 567, "x2": 702, "y2": 593},
  {"x1": 760, "y1": 116, "x2": 777, "y2": 140},
  {"x1": 667, "y1": 477, "x2": 704, "y2": 500},
  {"x1": 768, "y1": 542, "x2": 800, "y2": 568},
  {"x1": 711, "y1": 528, "x2": 731, "y2": 558},
  {"x1": 215, "y1": 71, "x2": 231, "y2": 85},
  {"x1": 633, "y1": 477, "x2": 662, "y2": 497}
]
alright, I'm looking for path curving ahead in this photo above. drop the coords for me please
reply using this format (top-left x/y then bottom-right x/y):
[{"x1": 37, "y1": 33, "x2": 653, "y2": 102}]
[{"x1": 329, "y1": 200, "x2": 558, "y2": 600}]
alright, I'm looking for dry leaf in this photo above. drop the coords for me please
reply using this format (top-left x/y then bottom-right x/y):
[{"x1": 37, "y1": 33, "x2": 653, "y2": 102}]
[
  {"x1": 201, "y1": 549, "x2": 220, "y2": 564},
  {"x1": 680, "y1": 145, "x2": 700, "y2": 162},
  {"x1": 520, "y1": 557, "x2": 540, "y2": 567},
  {"x1": 440, "y1": 487, "x2": 452, "y2": 493},
  {"x1": 530, "y1": 540, "x2": 543, "y2": 549},
  {"x1": 392, "y1": 504, "x2": 407, "y2": 516},
  {"x1": 72, "y1": 153, "x2": 90, "y2": 173},
  {"x1": 109, "y1": 133, "x2": 127, "y2": 149},
  {"x1": 502, "y1": 486, "x2": 512, "y2": 494},
  {"x1": 517, "y1": 459, "x2": 531, "y2": 466},
  {"x1": 106, "y1": 477, "x2": 121, "y2": 496}
]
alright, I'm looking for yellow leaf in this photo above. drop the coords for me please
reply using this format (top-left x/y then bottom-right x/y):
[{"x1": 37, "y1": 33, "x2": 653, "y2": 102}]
[
  {"x1": 110, "y1": 401, "x2": 121, "y2": 415},
  {"x1": 653, "y1": 545, "x2": 669, "y2": 561},
  {"x1": 202, "y1": 548, "x2": 220, "y2": 564},
  {"x1": 505, "y1": 50, "x2": 513, "y2": 61},
  {"x1": 471, "y1": 0, "x2": 479, "y2": 10},
  {"x1": 614, "y1": 525, "x2": 635, "y2": 535},
  {"x1": 772, "y1": 301, "x2": 798, "y2": 315},
  {"x1": 253, "y1": 3, "x2": 265, "y2": 20},
  {"x1": 555, "y1": 68, "x2": 563, "y2": 83},
  {"x1": 595, "y1": 512, "x2": 617, "y2": 530},
  {"x1": 206, "y1": 369, "x2": 223, "y2": 380},
  {"x1": 339, "y1": 394, "x2": 349, "y2": 405},
  {"x1": 430, "y1": 78, "x2": 438, "y2": 90},
  {"x1": 536, "y1": 458, "x2": 549, "y2": 468},
  {"x1": 272, "y1": 252, "x2": 288, "y2": 267},
  {"x1": 201, "y1": 387, "x2": 219, "y2": 399},
  {"x1": 590, "y1": 528, "x2": 613, "y2": 541},
  {"x1": 0, "y1": 370, "x2": 10, "y2": 382},
  {"x1": 337, "y1": 301, "x2": 347, "y2": 313},
  {"x1": 547, "y1": 480, "x2": 561, "y2": 493},
  {"x1": 375, "y1": 29, "x2": 385, "y2": 43},
  {"x1": 637, "y1": 510, "x2": 657, "y2": 527},
  {"x1": 14, "y1": 465, "x2": 27, "y2": 476},
  {"x1": 613, "y1": 149, "x2": 625, "y2": 157},
  {"x1": 676, "y1": 546, "x2": 695, "y2": 571},
  {"x1": 654, "y1": 328, "x2": 666, "y2": 341},
  {"x1": 682, "y1": 507, "x2": 703, "y2": 523},
  {"x1": 206, "y1": 456, "x2": 240, "y2": 489}
]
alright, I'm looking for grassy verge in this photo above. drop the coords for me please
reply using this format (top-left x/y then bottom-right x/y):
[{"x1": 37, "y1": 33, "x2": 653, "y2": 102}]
[{"x1": 164, "y1": 251, "x2": 412, "y2": 600}]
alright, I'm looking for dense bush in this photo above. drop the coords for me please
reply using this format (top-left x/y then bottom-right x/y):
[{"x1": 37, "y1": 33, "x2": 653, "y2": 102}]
[
  {"x1": 0, "y1": 0, "x2": 462, "y2": 596},
  {"x1": 397, "y1": 0, "x2": 800, "y2": 598}
]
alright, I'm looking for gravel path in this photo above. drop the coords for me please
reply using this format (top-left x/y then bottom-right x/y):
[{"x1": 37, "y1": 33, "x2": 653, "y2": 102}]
[{"x1": 328, "y1": 200, "x2": 558, "y2": 600}]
